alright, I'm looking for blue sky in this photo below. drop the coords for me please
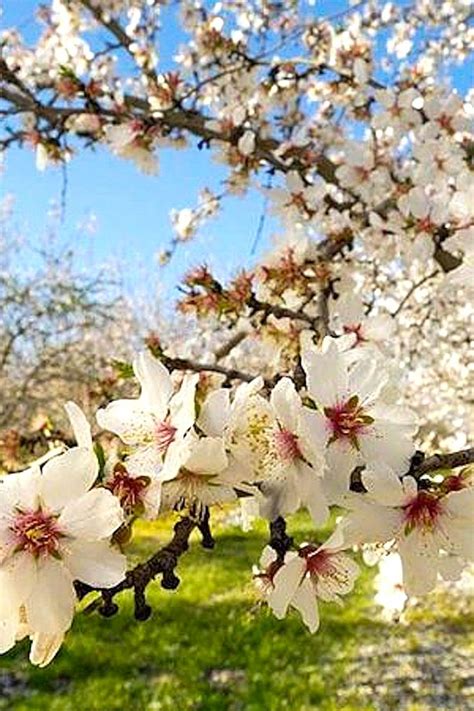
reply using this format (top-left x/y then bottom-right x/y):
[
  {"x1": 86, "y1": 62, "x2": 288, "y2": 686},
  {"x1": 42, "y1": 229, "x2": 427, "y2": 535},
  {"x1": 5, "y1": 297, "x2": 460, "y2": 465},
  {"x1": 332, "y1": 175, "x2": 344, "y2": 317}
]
[{"x1": 2, "y1": 1, "x2": 472, "y2": 300}]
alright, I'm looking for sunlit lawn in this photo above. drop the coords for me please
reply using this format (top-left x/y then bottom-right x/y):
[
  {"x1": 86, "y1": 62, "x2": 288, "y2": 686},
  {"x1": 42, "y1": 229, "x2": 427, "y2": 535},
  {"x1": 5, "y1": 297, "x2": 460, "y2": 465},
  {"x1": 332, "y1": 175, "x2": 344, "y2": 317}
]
[{"x1": 1, "y1": 511, "x2": 472, "y2": 711}]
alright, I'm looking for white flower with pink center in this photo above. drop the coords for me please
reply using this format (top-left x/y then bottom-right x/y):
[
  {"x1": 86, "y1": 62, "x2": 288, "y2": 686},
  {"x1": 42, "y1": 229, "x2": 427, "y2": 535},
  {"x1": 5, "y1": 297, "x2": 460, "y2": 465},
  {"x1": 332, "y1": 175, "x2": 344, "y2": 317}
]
[
  {"x1": 301, "y1": 339, "x2": 417, "y2": 498},
  {"x1": 160, "y1": 430, "x2": 236, "y2": 516},
  {"x1": 329, "y1": 292, "x2": 395, "y2": 354},
  {"x1": 199, "y1": 376, "x2": 329, "y2": 525},
  {"x1": 97, "y1": 351, "x2": 199, "y2": 498},
  {"x1": 0, "y1": 439, "x2": 125, "y2": 666},
  {"x1": 257, "y1": 535, "x2": 359, "y2": 633},
  {"x1": 337, "y1": 464, "x2": 474, "y2": 596},
  {"x1": 259, "y1": 378, "x2": 329, "y2": 526},
  {"x1": 67, "y1": 399, "x2": 163, "y2": 520}
]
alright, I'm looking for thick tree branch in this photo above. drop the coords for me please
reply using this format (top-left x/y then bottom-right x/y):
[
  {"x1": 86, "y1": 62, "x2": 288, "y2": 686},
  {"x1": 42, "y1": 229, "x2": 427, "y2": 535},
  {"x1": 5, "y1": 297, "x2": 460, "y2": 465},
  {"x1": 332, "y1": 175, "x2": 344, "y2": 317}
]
[{"x1": 411, "y1": 447, "x2": 474, "y2": 477}]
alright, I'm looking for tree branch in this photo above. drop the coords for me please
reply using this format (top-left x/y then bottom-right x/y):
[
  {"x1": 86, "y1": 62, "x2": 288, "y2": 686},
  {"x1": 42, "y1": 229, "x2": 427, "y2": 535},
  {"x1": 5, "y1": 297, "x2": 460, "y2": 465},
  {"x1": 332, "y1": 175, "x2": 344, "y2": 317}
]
[
  {"x1": 410, "y1": 447, "x2": 474, "y2": 477},
  {"x1": 76, "y1": 516, "x2": 197, "y2": 620}
]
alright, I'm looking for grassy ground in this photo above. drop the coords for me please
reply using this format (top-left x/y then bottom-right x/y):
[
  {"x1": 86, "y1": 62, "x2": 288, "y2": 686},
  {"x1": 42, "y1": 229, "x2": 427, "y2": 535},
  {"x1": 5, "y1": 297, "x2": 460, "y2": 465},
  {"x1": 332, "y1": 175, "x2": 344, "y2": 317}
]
[{"x1": 1, "y1": 512, "x2": 473, "y2": 711}]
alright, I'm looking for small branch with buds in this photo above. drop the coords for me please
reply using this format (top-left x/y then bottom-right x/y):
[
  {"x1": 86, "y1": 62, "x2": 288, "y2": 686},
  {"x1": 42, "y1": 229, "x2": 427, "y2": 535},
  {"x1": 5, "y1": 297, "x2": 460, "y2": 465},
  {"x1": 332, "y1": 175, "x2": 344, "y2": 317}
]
[{"x1": 75, "y1": 516, "x2": 198, "y2": 620}]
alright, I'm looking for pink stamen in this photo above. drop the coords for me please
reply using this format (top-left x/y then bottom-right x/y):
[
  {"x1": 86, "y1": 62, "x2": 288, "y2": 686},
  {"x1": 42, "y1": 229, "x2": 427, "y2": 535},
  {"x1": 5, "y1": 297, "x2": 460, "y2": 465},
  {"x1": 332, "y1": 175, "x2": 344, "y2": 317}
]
[
  {"x1": 107, "y1": 470, "x2": 149, "y2": 514},
  {"x1": 155, "y1": 421, "x2": 177, "y2": 454},
  {"x1": 273, "y1": 428, "x2": 302, "y2": 462},
  {"x1": 324, "y1": 396, "x2": 373, "y2": 447},
  {"x1": 343, "y1": 323, "x2": 366, "y2": 345},
  {"x1": 301, "y1": 546, "x2": 338, "y2": 577},
  {"x1": 403, "y1": 491, "x2": 442, "y2": 531},
  {"x1": 11, "y1": 509, "x2": 62, "y2": 558}
]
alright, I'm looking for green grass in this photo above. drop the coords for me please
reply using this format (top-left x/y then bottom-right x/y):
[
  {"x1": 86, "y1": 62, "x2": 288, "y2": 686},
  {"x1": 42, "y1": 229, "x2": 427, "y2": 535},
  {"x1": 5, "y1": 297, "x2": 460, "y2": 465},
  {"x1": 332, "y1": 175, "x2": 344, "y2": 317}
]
[{"x1": 1, "y1": 512, "x2": 472, "y2": 711}]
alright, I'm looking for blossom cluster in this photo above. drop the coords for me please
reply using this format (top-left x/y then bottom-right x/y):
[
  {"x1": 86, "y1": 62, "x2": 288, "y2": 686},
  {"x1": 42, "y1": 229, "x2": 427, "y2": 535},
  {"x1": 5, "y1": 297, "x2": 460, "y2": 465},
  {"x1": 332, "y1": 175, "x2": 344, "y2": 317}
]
[{"x1": 1, "y1": 336, "x2": 472, "y2": 666}]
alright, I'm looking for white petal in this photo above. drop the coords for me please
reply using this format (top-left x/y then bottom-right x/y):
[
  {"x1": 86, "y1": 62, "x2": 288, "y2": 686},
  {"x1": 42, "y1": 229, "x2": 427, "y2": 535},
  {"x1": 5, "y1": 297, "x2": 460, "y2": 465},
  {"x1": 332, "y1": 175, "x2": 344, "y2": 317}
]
[
  {"x1": 197, "y1": 388, "x2": 231, "y2": 437},
  {"x1": 59, "y1": 488, "x2": 123, "y2": 540},
  {"x1": 64, "y1": 401, "x2": 93, "y2": 449},
  {"x1": 159, "y1": 437, "x2": 188, "y2": 482},
  {"x1": 125, "y1": 445, "x2": 162, "y2": 479},
  {"x1": 361, "y1": 464, "x2": 406, "y2": 506},
  {"x1": 443, "y1": 488, "x2": 474, "y2": 520},
  {"x1": 40, "y1": 448, "x2": 98, "y2": 513},
  {"x1": 0, "y1": 552, "x2": 37, "y2": 611},
  {"x1": 301, "y1": 344, "x2": 348, "y2": 406},
  {"x1": 96, "y1": 399, "x2": 156, "y2": 445},
  {"x1": 168, "y1": 373, "x2": 198, "y2": 435},
  {"x1": 233, "y1": 377, "x2": 264, "y2": 410},
  {"x1": 259, "y1": 545, "x2": 277, "y2": 568},
  {"x1": 298, "y1": 408, "x2": 328, "y2": 465},
  {"x1": 291, "y1": 578, "x2": 319, "y2": 633},
  {"x1": 25, "y1": 559, "x2": 75, "y2": 635},
  {"x1": 349, "y1": 358, "x2": 387, "y2": 404},
  {"x1": 268, "y1": 554, "x2": 306, "y2": 619},
  {"x1": 182, "y1": 435, "x2": 228, "y2": 475},
  {"x1": 340, "y1": 500, "x2": 403, "y2": 546},
  {"x1": 0, "y1": 617, "x2": 16, "y2": 654},
  {"x1": 2, "y1": 467, "x2": 41, "y2": 513},
  {"x1": 133, "y1": 351, "x2": 173, "y2": 418},
  {"x1": 437, "y1": 555, "x2": 464, "y2": 581},
  {"x1": 270, "y1": 378, "x2": 301, "y2": 432},
  {"x1": 64, "y1": 540, "x2": 126, "y2": 588},
  {"x1": 298, "y1": 464, "x2": 329, "y2": 527},
  {"x1": 29, "y1": 632, "x2": 65, "y2": 667},
  {"x1": 142, "y1": 478, "x2": 162, "y2": 520},
  {"x1": 438, "y1": 516, "x2": 474, "y2": 560},
  {"x1": 398, "y1": 532, "x2": 439, "y2": 596},
  {"x1": 359, "y1": 425, "x2": 414, "y2": 475}
]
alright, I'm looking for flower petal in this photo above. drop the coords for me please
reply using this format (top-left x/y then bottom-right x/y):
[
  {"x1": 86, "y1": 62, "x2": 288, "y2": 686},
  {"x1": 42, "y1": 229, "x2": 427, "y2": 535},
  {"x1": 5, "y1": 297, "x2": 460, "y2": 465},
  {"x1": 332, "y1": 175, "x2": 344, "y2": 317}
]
[
  {"x1": 301, "y1": 342, "x2": 348, "y2": 407},
  {"x1": 270, "y1": 378, "x2": 300, "y2": 432},
  {"x1": 268, "y1": 554, "x2": 306, "y2": 619},
  {"x1": 64, "y1": 540, "x2": 126, "y2": 588},
  {"x1": 59, "y1": 488, "x2": 123, "y2": 540},
  {"x1": 0, "y1": 551, "x2": 37, "y2": 610},
  {"x1": 198, "y1": 388, "x2": 231, "y2": 437},
  {"x1": 361, "y1": 464, "x2": 406, "y2": 506},
  {"x1": 29, "y1": 632, "x2": 65, "y2": 668},
  {"x1": 0, "y1": 617, "x2": 16, "y2": 654},
  {"x1": 291, "y1": 578, "x2": 319, "y2": 633},
  {"x1": 96, "y1": 399, "x2": 156, "y2": 445},
  {"x1": 25, "y1": 559, "x2": 75, "y2": 635},
  {"x1": 182, "y1": 435, "x2": 228, "y2": 475},
  {"x1": 40, "y1": 448, "x2": 98, "y2": 513},
  {"x1": 64, "y1": 401, "x2": 93, "y2": 449},
  {"x1": 169, "y1": 373, "x2": 198, "y2": 435},
  {"x1": 133, "y1": 351, "x2": 173, "y2": 418}
]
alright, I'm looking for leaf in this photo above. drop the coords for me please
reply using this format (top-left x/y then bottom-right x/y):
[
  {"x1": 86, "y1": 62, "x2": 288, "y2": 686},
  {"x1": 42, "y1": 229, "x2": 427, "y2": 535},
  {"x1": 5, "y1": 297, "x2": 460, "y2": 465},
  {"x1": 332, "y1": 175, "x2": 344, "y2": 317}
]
[{"x1": 112, "y1": 359, "x2": 134, "y2": 379}]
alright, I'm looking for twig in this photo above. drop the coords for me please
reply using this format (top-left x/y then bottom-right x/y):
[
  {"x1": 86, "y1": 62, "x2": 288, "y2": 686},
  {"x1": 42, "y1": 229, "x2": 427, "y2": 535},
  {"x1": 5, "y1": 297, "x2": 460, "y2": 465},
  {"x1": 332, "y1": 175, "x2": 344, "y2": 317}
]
[{"x1": 75, "y1": 516, "x2": 197, "y2": 619}]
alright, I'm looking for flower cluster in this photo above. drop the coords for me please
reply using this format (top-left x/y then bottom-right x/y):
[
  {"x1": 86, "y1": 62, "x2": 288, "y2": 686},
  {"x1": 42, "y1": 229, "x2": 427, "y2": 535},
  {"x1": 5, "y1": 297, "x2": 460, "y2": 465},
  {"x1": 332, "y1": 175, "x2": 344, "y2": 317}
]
[{"x1": 2, "y1": 334, "x2": 472, "y2": 664}]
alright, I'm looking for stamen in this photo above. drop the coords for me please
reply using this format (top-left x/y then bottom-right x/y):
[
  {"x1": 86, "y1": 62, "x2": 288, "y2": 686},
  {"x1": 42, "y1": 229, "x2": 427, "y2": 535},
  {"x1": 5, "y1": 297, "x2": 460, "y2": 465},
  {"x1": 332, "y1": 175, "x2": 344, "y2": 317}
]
[
  {"x1": 11, "y1": 509, "x2": 62, "y2": 558},
  {"x1": 273, "y1": 429, "x2": 302, "y2": 462},
  {"x1": 324, "y1": 395, "x2": 373, "y2": 448},
  {"x1": 107, "y1": 467, "x2": 150, "y2": 514},
  {"x1": 343, "y1": 323, "x2": 366, "y2": 345},
  {"x1": 155, "y1": 421, "x2": 177, "y2": 454},
  {"x1": 403, "y1": 491, "x2": 442, "y2": 532}
]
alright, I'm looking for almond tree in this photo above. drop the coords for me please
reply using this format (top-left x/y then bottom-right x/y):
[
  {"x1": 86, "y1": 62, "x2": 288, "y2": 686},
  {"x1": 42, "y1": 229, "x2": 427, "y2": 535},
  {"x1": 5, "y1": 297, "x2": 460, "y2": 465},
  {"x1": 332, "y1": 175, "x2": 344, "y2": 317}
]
[{"x1": 0, "y1": 0, "x2": 473, "y2": 666}]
